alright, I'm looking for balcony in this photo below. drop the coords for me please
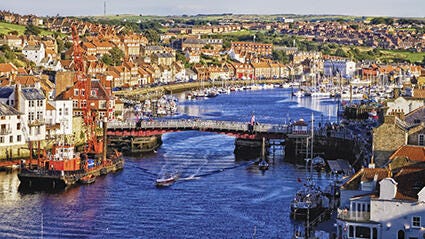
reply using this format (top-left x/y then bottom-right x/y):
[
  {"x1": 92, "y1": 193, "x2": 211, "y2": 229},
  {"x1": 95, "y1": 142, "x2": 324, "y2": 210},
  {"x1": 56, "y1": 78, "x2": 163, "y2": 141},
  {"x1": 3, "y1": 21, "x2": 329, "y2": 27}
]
[
  {"x1": 337, "y1": 208, "x2": 370, "y2": 222},
  {"x1": 0, "y1": 128, "x2": 11, "y2": 135},
  {"x1": 28, "y1": 119, "x2": 45, "y2": 126}
]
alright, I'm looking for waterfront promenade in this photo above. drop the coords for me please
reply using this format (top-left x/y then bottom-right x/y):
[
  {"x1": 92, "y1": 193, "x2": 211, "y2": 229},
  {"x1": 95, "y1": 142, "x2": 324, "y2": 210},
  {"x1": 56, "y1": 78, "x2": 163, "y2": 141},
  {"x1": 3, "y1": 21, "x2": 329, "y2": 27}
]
[{"x1": 114, "y1": 79, "x2": 285, "y2": 101}]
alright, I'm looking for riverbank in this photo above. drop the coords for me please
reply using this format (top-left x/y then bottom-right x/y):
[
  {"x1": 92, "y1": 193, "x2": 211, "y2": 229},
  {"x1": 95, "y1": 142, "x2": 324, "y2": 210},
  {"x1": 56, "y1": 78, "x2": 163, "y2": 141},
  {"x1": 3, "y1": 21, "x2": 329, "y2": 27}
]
[{"x1": 114, "y1": 79, "x2": 286, "y2": 101}]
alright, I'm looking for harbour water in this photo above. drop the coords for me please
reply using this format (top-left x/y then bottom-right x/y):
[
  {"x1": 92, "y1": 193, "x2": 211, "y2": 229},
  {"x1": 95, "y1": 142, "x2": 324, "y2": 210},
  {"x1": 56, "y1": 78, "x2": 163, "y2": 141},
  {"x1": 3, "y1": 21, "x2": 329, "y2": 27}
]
[{"x1": 0, "y1": 88, "x2": 340, "y2": 238}]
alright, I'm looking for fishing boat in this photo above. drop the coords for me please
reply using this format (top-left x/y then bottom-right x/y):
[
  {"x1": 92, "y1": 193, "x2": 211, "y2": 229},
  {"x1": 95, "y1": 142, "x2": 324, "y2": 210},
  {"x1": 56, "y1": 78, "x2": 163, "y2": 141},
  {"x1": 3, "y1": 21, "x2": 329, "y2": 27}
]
[
  {"x1": 290, "y1": 114, "x2": 328, "y2": 220},
  {"x1": 156, "y1": 173, "x2": 179, "y2": 187}
]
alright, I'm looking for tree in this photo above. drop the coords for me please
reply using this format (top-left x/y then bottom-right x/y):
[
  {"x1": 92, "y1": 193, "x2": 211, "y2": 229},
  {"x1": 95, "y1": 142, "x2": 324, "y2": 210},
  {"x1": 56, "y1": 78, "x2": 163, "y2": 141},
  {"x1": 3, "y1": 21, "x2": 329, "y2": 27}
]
[
  {"x1": 272, "y1": 50, "x2": 289, "y2": 64},
  {"x1": 335, "y1": 48, "x2": 348, "y2": 57},
  {"x1": 8, "y1": 30, "x2": 19, "y2": 35},
  {"x1": 24, "y1": 24, "x2": 41, "y2": 36},
  {"x1": 100, "y1": 54, "x2": 113, "y2": 65},
  {"x1": 143, "y1": 29, "x2": 160, "y2": 44},
  {"x1": 108, "y1": 47, "x2": 124, "y2": 66}
]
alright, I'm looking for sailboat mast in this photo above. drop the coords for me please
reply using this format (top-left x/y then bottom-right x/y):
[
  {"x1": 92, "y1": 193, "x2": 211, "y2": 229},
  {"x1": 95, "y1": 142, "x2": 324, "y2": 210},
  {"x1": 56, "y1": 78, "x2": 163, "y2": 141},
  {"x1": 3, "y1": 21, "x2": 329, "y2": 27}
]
[
  {"x1": 311, "y1": 113, "x2": 314, "y2": 158},
  {"x1": 262, "y1": 137, "x2": 265, "y2": 160},
  {"x1": 310, "y1": 113, "x2": 314, "y2": 174}
]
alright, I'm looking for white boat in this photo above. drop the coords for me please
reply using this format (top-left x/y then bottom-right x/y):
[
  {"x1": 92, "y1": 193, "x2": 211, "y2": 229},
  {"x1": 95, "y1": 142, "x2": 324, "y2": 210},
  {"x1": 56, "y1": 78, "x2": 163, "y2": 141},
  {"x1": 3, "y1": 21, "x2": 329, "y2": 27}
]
[
  {"x1": 293, "y1": 90, "x2": 305, "y2": 98},
  {"x1": 311, "y1": 92, "x2": 330, "y2": 98},
  {"x1": 156, "y1": 173, "x2": 179, "y2": 187}
]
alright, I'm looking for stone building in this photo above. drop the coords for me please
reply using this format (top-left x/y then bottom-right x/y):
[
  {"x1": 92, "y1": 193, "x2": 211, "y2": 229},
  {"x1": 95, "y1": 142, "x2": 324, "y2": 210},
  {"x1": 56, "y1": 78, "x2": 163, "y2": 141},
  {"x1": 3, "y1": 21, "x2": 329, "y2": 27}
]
[{"x1": 373, "y1": 115, "x2": 407, "y2": 167}]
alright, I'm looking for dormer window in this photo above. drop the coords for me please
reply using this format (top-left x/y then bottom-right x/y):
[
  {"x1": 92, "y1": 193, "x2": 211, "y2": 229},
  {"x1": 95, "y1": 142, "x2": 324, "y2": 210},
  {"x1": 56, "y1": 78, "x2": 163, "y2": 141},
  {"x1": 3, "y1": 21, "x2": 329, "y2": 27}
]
[{"x1": 74, "y1": 89, "x2": 79, "y2": 96}]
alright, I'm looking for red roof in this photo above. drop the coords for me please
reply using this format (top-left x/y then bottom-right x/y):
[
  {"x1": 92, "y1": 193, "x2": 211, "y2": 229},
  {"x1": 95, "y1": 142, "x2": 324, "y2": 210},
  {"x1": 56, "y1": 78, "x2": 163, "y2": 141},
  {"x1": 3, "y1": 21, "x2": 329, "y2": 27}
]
[{"x1": 389, "y1": 145, "x2": 425, "y2": 162}]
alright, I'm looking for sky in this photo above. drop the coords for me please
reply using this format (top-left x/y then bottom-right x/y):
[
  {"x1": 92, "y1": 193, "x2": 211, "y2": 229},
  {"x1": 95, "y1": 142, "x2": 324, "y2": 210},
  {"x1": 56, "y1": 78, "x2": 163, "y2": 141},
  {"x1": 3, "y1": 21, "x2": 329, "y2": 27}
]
[{"x1": 1, "y1": 0, "x2": 424, "y2": 18}]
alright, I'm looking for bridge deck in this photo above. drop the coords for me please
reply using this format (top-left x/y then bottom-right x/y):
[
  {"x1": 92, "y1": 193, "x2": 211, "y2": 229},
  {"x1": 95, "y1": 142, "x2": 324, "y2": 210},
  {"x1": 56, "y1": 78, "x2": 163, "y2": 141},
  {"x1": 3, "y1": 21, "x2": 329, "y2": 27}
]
[
  {"x1": 107, "y1": 119, "x2": 355, "y2": 141},
  {"x1": 108, "y1": 119, "x2": 291, "y2": 135}
]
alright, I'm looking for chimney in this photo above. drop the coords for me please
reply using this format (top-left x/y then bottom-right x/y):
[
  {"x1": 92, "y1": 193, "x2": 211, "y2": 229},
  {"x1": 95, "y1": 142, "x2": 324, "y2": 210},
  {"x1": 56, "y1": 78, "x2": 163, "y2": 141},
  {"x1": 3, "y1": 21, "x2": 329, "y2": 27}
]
[
  {"x1": 379, "y1": 178, "x2": 398, "y2": 200},
  {"x1": 384, "y1": 115, "x2": 395, "y2": 124},
  {"x1": 15, "y1": 83, "x2": 21, "y2": 111}
]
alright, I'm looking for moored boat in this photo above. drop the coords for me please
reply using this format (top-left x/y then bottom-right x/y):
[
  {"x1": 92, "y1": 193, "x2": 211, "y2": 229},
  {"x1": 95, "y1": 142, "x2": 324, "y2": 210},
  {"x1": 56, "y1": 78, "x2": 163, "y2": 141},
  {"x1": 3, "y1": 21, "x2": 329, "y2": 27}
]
[
  {"x1": 257, "y1": 137, "x2": 269, "y2": 171},
  {"x1": 79, "y1": 174, "x2": 96, "y2": 184}
]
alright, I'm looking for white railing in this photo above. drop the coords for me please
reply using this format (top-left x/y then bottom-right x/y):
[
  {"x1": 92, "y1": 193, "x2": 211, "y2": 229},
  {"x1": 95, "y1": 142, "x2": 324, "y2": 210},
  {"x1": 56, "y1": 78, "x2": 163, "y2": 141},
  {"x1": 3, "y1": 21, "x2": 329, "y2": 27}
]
[
  {"x1": 337, "y1": 208, "x2": 370, "y2": 222},
  {"x1": 108, "y1": 119, "x2": 291, "y2": 134}
]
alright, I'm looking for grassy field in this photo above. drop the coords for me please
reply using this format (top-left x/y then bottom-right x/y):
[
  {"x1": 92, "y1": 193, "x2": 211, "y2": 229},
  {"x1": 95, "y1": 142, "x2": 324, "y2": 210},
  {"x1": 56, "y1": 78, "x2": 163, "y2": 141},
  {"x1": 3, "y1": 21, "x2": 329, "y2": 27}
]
[
  {"x1": 340, "y1": 45, "x2": 425, "y2": 63},
  {"x1": 0, "y1": 22, "x2": 59, "y2": 36},
  {"x1": 380, "y1": 50, "x2": 425, "y2": 64}
]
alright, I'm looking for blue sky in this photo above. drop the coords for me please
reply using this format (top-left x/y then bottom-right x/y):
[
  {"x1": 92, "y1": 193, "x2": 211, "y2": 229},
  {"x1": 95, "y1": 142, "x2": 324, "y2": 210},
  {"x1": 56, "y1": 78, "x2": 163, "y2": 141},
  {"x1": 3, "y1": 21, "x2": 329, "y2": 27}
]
[{"x1": 1, "y1": 0, "x2": 424, "y2": 17}]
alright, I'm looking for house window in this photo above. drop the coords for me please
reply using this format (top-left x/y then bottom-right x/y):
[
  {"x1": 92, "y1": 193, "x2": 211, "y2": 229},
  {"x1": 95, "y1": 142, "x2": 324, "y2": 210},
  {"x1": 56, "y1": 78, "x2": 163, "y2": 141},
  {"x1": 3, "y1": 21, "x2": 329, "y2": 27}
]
[
  {"x1": 412, "y1": 216, "x2": 421, "y2": 228},
  {"x1": 419, "y1": 134, "x2": 425, "y2": 146},
  {"x1": 349, "y1": 225, "x2": 354, "y2": 237},
  {"x1": 17, "y1": 135, "x2": 21, "y2": 142},
  {"x1": 74, "y1": 89, "x2": 79, "y2": 96},
  {"x1": 73, "y1": 101, "x2": 78, "y2": 108},
  {"x1": 65, "y1": 108, "x2": 69, "y2": 115},
  {"x1": 17, "y1": 123, "x2": 21, "y2": 130},
  {"x1": 59, "y1": 108, "x2": 62, "y2": 116},
  {"x1": 28, "y1": 112, "x2": 34, "y2": 121},
  {"x1": 9, "y1": 136, "x2": 13, "y2": 143},
  {"x1": 0, "y1": 137, "x2": 4, "y2": 143},
  {"x1": 36, "y1": 112, "x2": 42, "y2": 120}
]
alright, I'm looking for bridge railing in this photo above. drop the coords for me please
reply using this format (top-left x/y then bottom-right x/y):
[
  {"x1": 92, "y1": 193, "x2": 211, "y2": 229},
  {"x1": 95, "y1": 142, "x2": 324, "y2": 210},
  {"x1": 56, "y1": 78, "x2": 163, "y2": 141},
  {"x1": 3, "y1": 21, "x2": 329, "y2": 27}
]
[{"x1": 108, "y1": 119, "x2": 291, "y2": 134}]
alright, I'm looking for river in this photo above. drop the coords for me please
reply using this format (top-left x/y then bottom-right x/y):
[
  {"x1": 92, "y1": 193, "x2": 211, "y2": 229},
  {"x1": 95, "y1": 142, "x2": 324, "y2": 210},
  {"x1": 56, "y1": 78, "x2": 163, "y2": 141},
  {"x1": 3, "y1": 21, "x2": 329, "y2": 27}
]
[{"x1": 0, "y1": 87, "x2": 340, "y2": 238}]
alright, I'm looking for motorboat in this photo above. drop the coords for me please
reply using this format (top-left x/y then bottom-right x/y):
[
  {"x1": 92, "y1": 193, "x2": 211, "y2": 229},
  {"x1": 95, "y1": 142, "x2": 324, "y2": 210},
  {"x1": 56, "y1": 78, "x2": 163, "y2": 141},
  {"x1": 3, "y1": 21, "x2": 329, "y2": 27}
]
[
  {"x1": 156, "y1": 173, "x2": 179, "y2": 187},
  {"x1": 258, "y1": 159, "x2": 269, "y2": 170}
]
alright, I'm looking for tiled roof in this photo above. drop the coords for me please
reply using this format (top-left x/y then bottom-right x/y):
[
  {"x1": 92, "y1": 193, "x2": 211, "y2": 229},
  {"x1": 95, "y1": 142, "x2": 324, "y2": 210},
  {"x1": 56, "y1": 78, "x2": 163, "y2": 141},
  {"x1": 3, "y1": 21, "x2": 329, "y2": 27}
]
[
  {"x1": 393, "y1": 167, "x2": 425, "y2": 201},
  {"x1": 389, "y1": 145, "x2": 425, "y2": 162},
  {"x1": 342, "y1": 168, "x2": 389, "y2": 190},
  {"x1": 21, "y1": 87, "x2": 45, "y2": 100},
  {"x1": 0, "y1": 102, "x2": 21, "y2": 116},
  {"x1": 15, "y1": 76, "x2": 38, "y2": 86},
  {"x1": 0, "y1": 63, "x2": 17, "y2": 73},
  {"x1": 413, "y1": 89, "x2": 425, "y2": 99},
  {"x1": 46, "y1": 102, "x2": 55, "y2": 111},
  {"x1": 0, "y1": 87, "x2": 14, "y2": 98}
]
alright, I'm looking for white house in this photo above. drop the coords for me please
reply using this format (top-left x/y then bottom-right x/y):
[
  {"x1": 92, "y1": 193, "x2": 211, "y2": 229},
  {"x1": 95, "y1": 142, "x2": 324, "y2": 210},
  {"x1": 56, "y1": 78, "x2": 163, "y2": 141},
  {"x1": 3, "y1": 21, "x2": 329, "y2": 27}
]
[
  {"x1": 18, "y1": 84, "x2": 46, "y2": 142},
  {"x1": 228, "y1": 49, "x2": 246, "y2": 63},
  {"x1": 0, "y1": 102, "x2": 25, "y2": 149},
  {"x1": 185, "y1": 50, "x2": 200, "y2": 64},
  {"x1": 39, "y1": 56, "x2": 63, "y2": 71},
  {"x1": 324, "y1": 60, "x2": 356, "y2": 78},
  {"x1": 386, "y1": 97, "x2": 425, "y2": 116},
  {"x1": 45, "y1": 99, "x2": 73, "y2": 139},
  {"x1": 22, "y1": 43, "x2": 45, "y2": 65},
  {"x1": 337, "y1": 167, "x2": 425, "y2": 239}
]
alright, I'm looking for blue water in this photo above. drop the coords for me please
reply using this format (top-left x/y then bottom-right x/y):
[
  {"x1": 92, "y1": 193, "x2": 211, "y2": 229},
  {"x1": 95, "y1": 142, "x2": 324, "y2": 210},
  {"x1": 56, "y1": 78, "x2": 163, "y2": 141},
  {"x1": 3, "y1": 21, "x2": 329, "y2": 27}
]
[{"x1": 0, "y1": 88, "x2": 339, "y2": 238}]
